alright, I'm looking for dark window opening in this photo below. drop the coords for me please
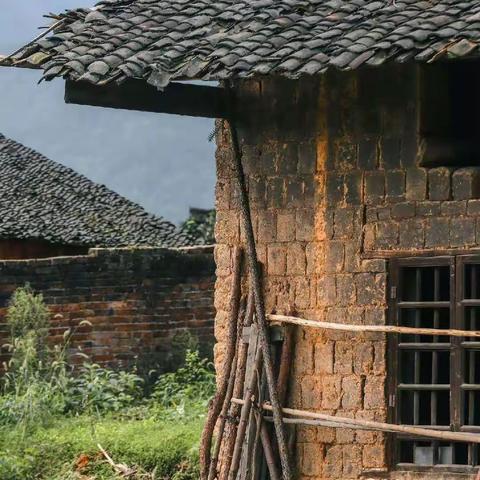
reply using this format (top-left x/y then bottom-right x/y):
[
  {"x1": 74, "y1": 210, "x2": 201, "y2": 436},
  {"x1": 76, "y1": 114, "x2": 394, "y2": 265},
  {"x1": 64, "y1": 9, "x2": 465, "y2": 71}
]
[
  {"x1": 419, "y1": 61, "x2": 480, "y2": 167},
  {"x1": 389, "y1": 256, "x2": 480, "y2": 469}
]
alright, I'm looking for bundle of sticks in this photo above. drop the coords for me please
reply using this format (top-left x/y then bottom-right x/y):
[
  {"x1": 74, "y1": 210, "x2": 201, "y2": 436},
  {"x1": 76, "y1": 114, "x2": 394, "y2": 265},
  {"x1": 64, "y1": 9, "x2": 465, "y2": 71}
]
[{"x1": 200, "y1": 247, "x2": 295, "y2": 480}]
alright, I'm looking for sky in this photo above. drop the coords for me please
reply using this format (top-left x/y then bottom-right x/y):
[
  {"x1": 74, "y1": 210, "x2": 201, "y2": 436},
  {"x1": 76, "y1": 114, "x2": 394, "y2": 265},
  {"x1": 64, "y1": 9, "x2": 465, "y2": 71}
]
[{"x1": 0, "y1": 1, "x2": 216, "y2": 223}]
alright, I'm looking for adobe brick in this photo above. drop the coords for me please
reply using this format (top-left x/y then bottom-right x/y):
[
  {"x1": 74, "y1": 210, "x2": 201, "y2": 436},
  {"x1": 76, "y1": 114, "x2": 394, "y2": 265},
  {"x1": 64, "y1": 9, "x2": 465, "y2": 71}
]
[
  {"x1": 364, "y1": 376, "x2": 385, "y2": 410},
  {"x1": 385, "y1": 170, "x2": 406, "y2": 199},
  {"x1": 376, "y1": 206, "x2": 390, "y2": 221},
  {"x1": 428, "y1": 167, "x2": 451, "y2": 201},
  {"x1": 344, "y1": 170, "x2": 363, "y2": 205},
  {"x1": 416, "y1": 201, "x2": 441, "y2": 217},
  {"x1": 301, "y1": 375, "x2": 321, "y2": 410},
  {"x1": 468, "y1": 199, "x2": 480, "y2": 216},
  {"x1": 425, "y1": 218, "x2": 450, "y2": 248},
  {"x1": 336, "y1": 274, "x2": 356, "y2": 305},
  {"x1": 358, "y1": 138, "x2": 378, "y2": 170},
  {"x1": 335, "y1": 341, "x2": 353, "y2": 374},
  {"x1": 296, "y1": 208, "x2": 314, "y2": 242},
  {"x1": 300, "y1": 443, "x2": 323, "y2": 476},
  {"x1": 450, "y1": 218, "x2": 476, "y2": 248},
  {"x1": 375, "y1": 221, "x2": 399, "y2": 249},
  {"x1": 325, "y1": 241, "x2": 345, "y2": 273},
  {"x1": 276, "y1": 212, "x2": 296, "y2": 241},
  {"x1": 321, "y1": 375, "x2": 342, "y2": 410},
  {"x1": 391, "y1": 202, "x2": 415, "y2": 219},
  {"x1": 297, "y1": 141, "x2": 317, "y2": 174},
  {"x1": 286, "y1": 244, "x2": 306, "y2": 275},
  {"x1": 334, "y1": 207, "x2": 355, "y2": 238},
  {"x1": 406, "y1": 168, "x2": 427, "y2": 201},
  {"x1": 247, "y1": 176, "x2": 266, "y2": 209},
  {"x1": 343, "y1": 445, "x2": 363, "y2": 478},
  {"x1": 285, "y1": 177, "x2": 304, "y2": 208},
  {"x1": 440, "y1": 200, "x2": 467, "y2": 216},
  {"x1": 399, "y1": 218, "x2": 424, "y2": 249},
  {"x1": 452, "y1": 168, "x2": 480, "y2": 200},
  {"x1": 326, "y1": 172, "x2": 345, "y2": 204},
  {"x1": 256, "y1": 211, "x2": 276, "y2": 243},
  {"x1": 364, "y1": 171, "x2": 385, "y2": 203},
  {"x1": 354, "y1": 342, "x2": 374, "y2": 375},
  {"x1": 276, "y1": 143, "x2": 297, "y2": 174},
  {"x1": 355, "y1": 273, "x2": 386, "y2": 305},
  {"x1": 266, "y1": 177, "x2": 285, "y2": 209},
  {"x1": 267, "y1": 245, "x2": 286, "y2": 276},
  {"x1": 317, "y1": 275, "x2": 336, "y2": 306},
  {"x1": 323, "y1": 445, "x2": 343, "y2": 479},
  {"x1": 342, "y1": 375, "x2": 363, "y2": 410},
  {"x1": 335, "y1": 140, "x2": 358, "y2": 171},
  {"x1": 380, "y1": 137, "x2": 402, "y2": 170},
  {"x1": 315, "y1": 341, "x2": 334, "y2": 374}
]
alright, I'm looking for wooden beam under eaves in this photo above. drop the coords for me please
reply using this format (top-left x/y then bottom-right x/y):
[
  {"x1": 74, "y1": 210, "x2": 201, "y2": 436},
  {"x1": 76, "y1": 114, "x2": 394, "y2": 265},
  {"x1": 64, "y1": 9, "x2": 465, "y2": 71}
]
[{"x1": 65, "y1": 79, "x2": 229, "y2": 119}]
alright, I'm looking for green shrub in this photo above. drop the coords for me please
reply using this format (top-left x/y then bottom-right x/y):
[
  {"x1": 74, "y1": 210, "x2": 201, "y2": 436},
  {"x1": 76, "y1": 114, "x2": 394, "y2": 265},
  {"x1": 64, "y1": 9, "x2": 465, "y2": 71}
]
[
  {"x1": 152, "y1": 349, "x2": 215, "y2": 408},
  {"x1": 66, "y1": 362, "x2": 144, "y2": 415}
]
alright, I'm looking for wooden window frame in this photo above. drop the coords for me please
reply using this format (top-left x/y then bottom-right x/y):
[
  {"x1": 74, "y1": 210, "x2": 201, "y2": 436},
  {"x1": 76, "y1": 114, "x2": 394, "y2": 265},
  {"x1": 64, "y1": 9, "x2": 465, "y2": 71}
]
[{"x1": 388, "y1": 255, "x2": 480, "y2": 474}]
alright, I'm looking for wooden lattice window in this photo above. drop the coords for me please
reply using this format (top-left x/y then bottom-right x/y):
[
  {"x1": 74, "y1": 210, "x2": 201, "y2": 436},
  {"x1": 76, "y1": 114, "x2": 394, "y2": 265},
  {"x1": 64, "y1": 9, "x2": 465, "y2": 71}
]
[{"x1": 388, "y1": 256, "x2": 480, "y2": 472}]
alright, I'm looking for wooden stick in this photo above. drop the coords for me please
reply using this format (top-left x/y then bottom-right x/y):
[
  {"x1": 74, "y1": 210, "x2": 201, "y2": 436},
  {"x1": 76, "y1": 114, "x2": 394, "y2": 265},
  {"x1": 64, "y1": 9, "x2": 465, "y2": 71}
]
[
  {"x1": 0, "y1": 20, "x2": 64, "y2": 65},
  {"x1": 200, "y1": 247, "x2": 242, "y2": 480},
  {"x1": 260, "y1": 425, "x2": 281, "y2": 480},
  {"x1": 219, "y1": 287, "x2": 254, "y2": 480},
  {"x1": 208, "y1": 300, "x2": 246, "y2": 480},
  {"x1": 231, "y1": 399, "x2": 480, "y2": 444},
  {"x1": 227, "y1": 90, "x2": 293, "y2": 480},
  {"x1": 228, "y1": 339, "x2": 263, "y2": 480},
  {"x1": 268, "y1": 314, "x2": 480, "y2": 339}
]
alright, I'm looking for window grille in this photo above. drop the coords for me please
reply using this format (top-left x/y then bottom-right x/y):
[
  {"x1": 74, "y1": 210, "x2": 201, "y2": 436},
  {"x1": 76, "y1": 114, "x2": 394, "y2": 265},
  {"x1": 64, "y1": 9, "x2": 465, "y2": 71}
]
[{"x1": 389, "y1": 256, "x2": 480, "y2": 470}]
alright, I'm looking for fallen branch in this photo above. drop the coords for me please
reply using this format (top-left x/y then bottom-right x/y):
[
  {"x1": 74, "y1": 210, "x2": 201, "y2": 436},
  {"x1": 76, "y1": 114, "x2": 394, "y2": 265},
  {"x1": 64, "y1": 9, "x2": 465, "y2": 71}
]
[
  {"x1": 200, "y1": 246, "x2": 242, "y2": 480},
  {"x1": 231, "y1": 399, "x2": 480, "y2": 444},
  {"x1": 268, "y1": 314, "x2": 480, "y2": 338},
  {"x1": 98, "y1": 444, "x2": 136, "y2": 477}
]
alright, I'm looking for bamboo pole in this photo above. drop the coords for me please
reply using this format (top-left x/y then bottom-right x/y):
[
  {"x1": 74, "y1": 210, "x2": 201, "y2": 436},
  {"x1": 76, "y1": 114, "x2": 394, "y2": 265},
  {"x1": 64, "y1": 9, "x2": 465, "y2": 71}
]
[
  {"x1": 227, "y1": 90, "x2": 292, "y2": 480},
  {"x1": 200, "y1": 247, "x2": 242, "y2": 480},
  {"x1": 268, "y1": 314, "x2": 480, "y2": 338},
  {"x1": 219, "y1": 287, "x2": 254, "y2": 480},
  {"x1": 231, "y1": 398, "x2": 480, "y2": 444},
  {"x1": 228, "y1": 340, "x2": 263, "y2": 480}
]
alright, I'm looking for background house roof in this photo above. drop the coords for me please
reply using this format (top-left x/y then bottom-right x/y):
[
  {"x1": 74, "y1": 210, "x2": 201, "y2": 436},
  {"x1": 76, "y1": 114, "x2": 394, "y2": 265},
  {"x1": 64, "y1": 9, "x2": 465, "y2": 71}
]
[
  {"x1": 0, "y1": 133, "x2": 191, "y2": 247},
  {"x1": 4, "y1": 0, "x2": 480, "y2": 87}
]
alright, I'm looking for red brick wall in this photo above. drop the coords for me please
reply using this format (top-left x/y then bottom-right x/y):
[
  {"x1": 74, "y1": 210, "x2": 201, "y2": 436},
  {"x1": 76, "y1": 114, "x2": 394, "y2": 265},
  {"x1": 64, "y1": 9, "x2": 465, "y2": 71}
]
[{"x1": 0, "y1": 246, "x2": 215, "y2": 372}]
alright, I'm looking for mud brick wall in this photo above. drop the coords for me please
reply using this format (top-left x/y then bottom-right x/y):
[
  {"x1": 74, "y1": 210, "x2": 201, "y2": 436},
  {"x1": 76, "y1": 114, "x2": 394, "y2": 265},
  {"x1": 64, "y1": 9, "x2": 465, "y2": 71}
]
[
  {"x1": 0, "y1": 247, "x2": 215, "y2": 372},
  {"x1": 214, "y1": 65, "x2": 480, "y2": 480}
]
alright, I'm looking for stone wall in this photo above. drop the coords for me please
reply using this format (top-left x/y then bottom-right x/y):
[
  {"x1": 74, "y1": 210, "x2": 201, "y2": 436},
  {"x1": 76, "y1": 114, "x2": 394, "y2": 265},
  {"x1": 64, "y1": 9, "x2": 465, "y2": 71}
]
[
  {"x1": 0, "y1": 246, "x2": 215, "y2": 372},
  {"x1": 214, "y1": 65, "x2": 480, "y2": 479}
]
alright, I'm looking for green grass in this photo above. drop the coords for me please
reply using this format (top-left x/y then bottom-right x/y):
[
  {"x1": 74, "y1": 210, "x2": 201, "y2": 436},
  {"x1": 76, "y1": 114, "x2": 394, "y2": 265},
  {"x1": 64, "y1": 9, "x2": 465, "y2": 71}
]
[{"x1": 0, "y1": 413, "x2": 203, "y2": 480}]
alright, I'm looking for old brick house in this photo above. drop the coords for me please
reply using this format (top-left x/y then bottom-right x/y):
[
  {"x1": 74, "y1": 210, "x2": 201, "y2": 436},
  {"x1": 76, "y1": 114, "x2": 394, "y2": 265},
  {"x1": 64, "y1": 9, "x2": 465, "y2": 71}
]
[
  {"x1": 0, "y1": 133, "x2": 190, "y2": 259},
  {"x1": 4, "y1": 0, "x2": 480, "y2": 478}
]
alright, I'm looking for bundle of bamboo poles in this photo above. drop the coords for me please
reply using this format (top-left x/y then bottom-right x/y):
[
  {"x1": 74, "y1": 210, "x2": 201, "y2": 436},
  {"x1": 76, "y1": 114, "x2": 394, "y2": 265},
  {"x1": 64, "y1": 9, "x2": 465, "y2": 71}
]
[{"x1": 200, "y1": 97, "x2": 294, "y2": 480}]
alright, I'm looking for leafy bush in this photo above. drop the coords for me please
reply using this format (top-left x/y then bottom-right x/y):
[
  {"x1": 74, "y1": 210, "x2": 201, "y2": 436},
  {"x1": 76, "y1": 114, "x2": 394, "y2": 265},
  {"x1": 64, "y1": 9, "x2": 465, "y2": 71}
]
[
  {"x1": 152, "y1": 349, "x2": 215, "y2": 409},
  {"x1": 0, "y1": 286, "x2": 70, "y2": 431},
  {"x1": 66, "y1": 362, "x2": 143, "y2": 415}
]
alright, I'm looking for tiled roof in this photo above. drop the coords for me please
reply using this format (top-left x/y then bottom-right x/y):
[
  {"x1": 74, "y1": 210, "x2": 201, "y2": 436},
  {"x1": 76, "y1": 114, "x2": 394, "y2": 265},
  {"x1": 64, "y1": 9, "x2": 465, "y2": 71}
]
[
  {"x1": 6, "y1": 0, "x2": 480, "y2": 87},
  {"x1": 0, "y1": 133, "x2": 191, "y2": 248}
]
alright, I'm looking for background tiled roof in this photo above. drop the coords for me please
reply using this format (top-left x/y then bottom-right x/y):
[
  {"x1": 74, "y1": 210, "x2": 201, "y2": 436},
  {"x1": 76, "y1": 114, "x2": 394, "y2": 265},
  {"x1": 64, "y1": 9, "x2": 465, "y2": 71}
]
[
  {"x1": 0, "y1": 133, "x2": 191, "y2": 248},
  {"x1": 6, "y1": 0, "x2": 480, "y2": 87}
]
